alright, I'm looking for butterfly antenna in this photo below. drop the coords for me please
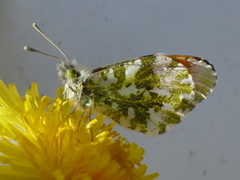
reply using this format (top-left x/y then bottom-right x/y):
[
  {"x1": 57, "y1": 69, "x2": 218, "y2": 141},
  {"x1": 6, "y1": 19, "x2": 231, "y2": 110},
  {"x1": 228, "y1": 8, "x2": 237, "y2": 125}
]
[
  {"x1": 24, "y1": 46, "x2": 70, "y2": 65},
  {"x1": 24, "y1": 23, "x2": 71, "y2": 65}
]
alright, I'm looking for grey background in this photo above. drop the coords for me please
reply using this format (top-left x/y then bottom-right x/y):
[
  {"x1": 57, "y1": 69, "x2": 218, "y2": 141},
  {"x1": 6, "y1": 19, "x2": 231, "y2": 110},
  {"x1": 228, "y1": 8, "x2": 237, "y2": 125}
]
[{"x1": 0, "y1": 1, "x2": 239, "y2": 179}]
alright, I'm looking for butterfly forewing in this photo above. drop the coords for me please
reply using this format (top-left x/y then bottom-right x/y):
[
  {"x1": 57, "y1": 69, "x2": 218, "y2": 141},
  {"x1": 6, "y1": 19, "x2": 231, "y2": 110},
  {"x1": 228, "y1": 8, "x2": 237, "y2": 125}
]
[{"x1": 82, "y1": 54, "x2": 217, "y2": 136}]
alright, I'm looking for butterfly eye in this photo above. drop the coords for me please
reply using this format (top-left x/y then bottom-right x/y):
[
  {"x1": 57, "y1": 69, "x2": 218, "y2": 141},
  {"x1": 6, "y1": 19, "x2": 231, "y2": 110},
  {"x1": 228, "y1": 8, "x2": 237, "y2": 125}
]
[
  {"x1": 76, "y1": 71, "x2": 81, "y2": 78},
  {"x1": 66, "y1": 69, "x2": 80, "y2": 79}
]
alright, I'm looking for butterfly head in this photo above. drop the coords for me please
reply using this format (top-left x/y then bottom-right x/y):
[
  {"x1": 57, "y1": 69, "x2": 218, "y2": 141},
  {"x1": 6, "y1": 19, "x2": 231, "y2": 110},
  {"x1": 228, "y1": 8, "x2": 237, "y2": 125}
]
[
  {"x1": 57, "y1": 60, "x2": 91, "y2": 86},
  {"x1": 57, "y1": 60, "x2": 93, "y2": 109}
]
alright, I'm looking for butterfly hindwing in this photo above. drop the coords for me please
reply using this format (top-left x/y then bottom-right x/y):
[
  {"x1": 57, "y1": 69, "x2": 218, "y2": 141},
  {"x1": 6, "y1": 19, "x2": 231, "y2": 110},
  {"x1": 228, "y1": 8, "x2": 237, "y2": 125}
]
[{"x1": 81, "y1": 54, "x2": 216, "y2": 136}]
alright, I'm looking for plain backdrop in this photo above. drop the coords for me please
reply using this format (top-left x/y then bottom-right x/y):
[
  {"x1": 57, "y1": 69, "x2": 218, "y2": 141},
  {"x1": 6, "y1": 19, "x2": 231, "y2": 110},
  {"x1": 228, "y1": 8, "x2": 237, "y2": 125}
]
[{"x1": 0, "y1": 1, "x2": 239, "y2": 180}]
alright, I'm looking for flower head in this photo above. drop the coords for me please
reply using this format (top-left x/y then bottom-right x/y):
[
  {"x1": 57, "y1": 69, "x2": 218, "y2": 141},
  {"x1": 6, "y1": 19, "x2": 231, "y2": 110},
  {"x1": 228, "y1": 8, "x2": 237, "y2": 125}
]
[{"x1": 0, "y1": 80, "x2": 159, "y2": 180}]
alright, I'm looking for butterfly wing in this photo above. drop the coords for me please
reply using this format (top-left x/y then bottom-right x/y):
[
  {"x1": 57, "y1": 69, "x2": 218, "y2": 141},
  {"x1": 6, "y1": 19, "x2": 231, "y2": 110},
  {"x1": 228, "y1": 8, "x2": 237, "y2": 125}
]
[{"x1": 84, "y1": 54, "x2": 217, "y2": 136}]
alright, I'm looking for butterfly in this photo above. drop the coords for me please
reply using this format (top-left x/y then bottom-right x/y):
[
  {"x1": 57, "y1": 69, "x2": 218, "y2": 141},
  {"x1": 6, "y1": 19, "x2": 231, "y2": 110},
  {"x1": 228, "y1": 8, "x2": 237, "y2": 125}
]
[{"x1": 25, "y1": 23, "x2": 217, "y2": 136}]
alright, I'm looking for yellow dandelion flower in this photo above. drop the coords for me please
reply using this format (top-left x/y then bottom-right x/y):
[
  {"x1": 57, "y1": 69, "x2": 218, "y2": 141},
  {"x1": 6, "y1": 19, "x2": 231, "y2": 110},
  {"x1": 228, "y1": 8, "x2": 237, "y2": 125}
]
[{"x1": 0, "y1": 80, "x2": 159, "y2": 180}]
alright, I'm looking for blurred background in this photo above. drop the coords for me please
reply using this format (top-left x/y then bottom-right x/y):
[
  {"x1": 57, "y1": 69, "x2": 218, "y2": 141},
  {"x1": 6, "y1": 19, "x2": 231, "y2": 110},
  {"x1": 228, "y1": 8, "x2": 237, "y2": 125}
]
[{"x1": 0, "y1": 1, "x2": 239, "y2": 179}]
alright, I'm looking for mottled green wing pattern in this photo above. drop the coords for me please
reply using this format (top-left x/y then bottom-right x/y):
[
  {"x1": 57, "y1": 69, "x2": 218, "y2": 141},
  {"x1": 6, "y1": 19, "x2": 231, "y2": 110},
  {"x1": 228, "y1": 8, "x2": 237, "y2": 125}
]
[{"x1": 83, "y1": 54, "x2": 217, "y2": 136}]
